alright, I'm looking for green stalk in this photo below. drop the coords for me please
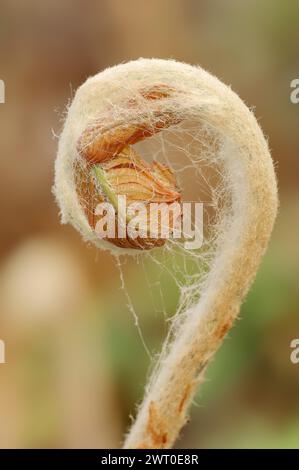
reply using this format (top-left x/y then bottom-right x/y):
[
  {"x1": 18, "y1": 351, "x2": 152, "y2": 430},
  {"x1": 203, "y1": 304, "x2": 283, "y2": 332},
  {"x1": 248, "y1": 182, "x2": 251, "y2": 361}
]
[{"x1": 93, "y1": 165, "x2": 119, "y2": 211}]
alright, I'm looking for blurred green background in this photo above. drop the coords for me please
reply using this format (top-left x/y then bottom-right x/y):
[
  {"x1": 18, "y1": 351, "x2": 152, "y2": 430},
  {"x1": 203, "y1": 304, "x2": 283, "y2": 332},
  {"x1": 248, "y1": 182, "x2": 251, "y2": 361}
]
[{"x1": 0, "y1": 0, "x2": 298, "y2": 448}]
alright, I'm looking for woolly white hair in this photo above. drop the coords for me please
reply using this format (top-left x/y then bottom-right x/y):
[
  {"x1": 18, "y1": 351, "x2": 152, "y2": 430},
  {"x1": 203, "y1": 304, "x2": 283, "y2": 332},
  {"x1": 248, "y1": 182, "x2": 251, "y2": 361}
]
[{"x1": 54, "y1": 59, "x2": 278, "y2": 448}]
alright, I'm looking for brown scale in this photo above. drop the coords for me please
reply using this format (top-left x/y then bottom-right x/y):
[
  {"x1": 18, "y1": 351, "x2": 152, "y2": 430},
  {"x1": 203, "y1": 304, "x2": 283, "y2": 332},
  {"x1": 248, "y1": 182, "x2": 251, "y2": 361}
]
[{"x1": 75, "y1": 84, "x2": 183, "y2": 250}]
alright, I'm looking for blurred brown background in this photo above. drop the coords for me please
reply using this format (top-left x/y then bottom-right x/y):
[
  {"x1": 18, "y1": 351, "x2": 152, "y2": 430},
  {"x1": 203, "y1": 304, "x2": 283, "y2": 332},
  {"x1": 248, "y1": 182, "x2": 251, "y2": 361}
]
[{"x1": 0, "y1": 0, "x2": 298, "y2": 448}]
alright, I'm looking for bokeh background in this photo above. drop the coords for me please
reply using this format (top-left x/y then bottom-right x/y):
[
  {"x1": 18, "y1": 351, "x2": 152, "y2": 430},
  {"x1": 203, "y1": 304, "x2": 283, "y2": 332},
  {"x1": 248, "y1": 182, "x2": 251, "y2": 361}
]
[{"x1": 0, "y1": 0, "x2": 298, "y2": 448}]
